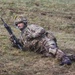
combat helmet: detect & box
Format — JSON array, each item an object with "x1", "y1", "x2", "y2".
[{"x1": 14, "y1": 16, "x2": 27, "y2": 26}]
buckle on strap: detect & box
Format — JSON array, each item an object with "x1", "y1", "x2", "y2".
[{"x1": 49, "y1": 47, "x2": 58, "y2": 57}]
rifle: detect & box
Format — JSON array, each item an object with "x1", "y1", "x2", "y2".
[{"x1": 1, "y1": 17, "x2": 23, "y2": 50}]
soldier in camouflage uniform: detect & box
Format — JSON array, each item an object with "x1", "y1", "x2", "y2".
[{"x1": 10, "y1": 16, "x2": 75, "y2": 65}]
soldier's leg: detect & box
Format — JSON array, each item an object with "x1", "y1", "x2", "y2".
[
  {"x1": 42, "y1": 38, "x2": 61, "y2": 58},
  {"x1": 42, "y1": 38, "x2": 72, "y2": 65},
  {"x1": 67, "y1": 54, "x2": 75, "y2": 61}
]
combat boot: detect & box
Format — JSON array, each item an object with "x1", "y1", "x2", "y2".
[
  {"x1": 60, "y1": 55, "x2": 72, "y2": 66},
  {"x1": 67, "y1": 54, "x2": 75, "y2": 61}
]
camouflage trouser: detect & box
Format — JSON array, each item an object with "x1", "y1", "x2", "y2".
[
  {"x1": 24, "y1": 36, "x2": 65, "y2": 60},
  {"x1": 38, "y1": 36, "x2": 65, "y2": 59}
]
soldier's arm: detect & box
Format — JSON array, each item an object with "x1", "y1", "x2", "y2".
[
  {"x1": 30, "y1": 25, "x2": 46, "y2": 38},
  {"x1": 32, "y1": 29, "x2": 45, "y2": 38},
  {"x1": 25, "y1": 25, "x2": 46, "y2": 40}
]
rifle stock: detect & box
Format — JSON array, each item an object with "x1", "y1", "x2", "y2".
[{"x1": 1, "y1": 17, "x2": 23, "y2": 50}]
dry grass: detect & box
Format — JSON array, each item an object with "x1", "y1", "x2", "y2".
[{"x1": 0, "y1": 0, "x2": 75, "y2": 75}]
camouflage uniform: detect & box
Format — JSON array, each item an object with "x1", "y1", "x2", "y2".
[
  {"x1": 19, "y1": 24, "x2": 65, "y2": 60},
  {"x1": 12, "y1": 16, "x2": 74, "y2": 65}
]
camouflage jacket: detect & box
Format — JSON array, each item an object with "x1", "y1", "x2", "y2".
[
  {"x1": 20, "y1": 24, "x2": 46, "y2": 42},
  {"x1": 19, "y1": 24, "x2": 57, "y2": 50}
]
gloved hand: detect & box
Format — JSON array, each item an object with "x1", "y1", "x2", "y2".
[
  {"x1": 9, "y1": 35, "x2": 17, "y2": 47},
  {"x1": 9, "y1": 34, "x2": 14, "y2": 42},
  {"x1": 60, "y1": 55, "x2": 72, "y2": 66}
]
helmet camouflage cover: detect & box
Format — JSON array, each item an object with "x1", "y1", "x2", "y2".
[{"x1": 14, "y1": 16, "x2": 27, "y2": 26}]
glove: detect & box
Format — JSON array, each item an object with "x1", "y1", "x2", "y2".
[
  {"x1": 9, "y1": 35, "x2": 17, "y2": 47},
  {"x1": 9, "y1": 35, "x2": 14, "y2": 42},
  {"x1": 60, "y1": 55, "x2": 72, "y2": 66}
]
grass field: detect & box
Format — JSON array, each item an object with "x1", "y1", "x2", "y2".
[{"x1": 0, "y1": 0, "x2": 75, "y2": 75}]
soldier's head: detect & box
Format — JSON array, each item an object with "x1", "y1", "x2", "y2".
[{"x1": 14, "y1": 16, "x2": 27, "y2": 30}]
